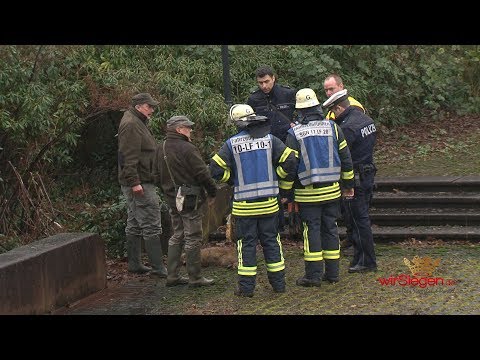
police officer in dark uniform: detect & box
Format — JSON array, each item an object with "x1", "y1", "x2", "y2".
[
  {"x1": 247, "y1": 66, "x2": 296, "y2": 143},
  {"x1": 323, "y1": 89, "x2": 378, "y2": 273},
  {"x1": 247, "y1": 66, "x2": 296, "y2": 234},
  {"x1": 324, "y1": 74, "x2": 367, "y2": 256}
]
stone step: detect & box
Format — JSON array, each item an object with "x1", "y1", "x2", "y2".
[
  {"x1": 375, "y1": 176, "x2": 480, "y2": 192},
  {"x1": 372, "y1": 192, "x2": 480, "y2": 208},
  {"x1": 210, "y1": 224, "x2": 480, "y2": 243},
  {"x1": 369, "y1": 211, "x2": 480, "y2": 226},
  {"x1": 338, "y1": 225, "x2": 480, "y2": 242}
]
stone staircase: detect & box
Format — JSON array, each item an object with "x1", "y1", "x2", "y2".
[{"x1": 338, "y1": 176, "x2": 480, "y2": 242}]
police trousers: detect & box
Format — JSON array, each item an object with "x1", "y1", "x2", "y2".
[{"x1": 345, "y1": 170, "x2": 377, "y2": 268}]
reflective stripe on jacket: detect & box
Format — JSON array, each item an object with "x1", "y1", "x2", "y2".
[{"x1": 210, "y1": 131, "x2": 298, "y2": 217}]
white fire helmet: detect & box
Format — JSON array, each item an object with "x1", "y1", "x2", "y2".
[
  {"x1": 295, "y1": 88, "x2": 320, "y2": 109},
  {"x1": 229, "y1": 104, "x2": 255, "y2": 121}
]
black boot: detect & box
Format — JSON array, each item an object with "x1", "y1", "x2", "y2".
[
  {"x1": 296, "y1": 260, "x2": 322, "y2": 287},
  {"x1": 323, "y1": 259, "x2": 339, "y2": 283},
  {"x1": 267, "y1": 269, "x2": 286, "y2": 293}
]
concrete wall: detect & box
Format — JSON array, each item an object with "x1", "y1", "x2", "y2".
[{"x1": 0, "y1": 233, "x2": 106, "y2": 315}]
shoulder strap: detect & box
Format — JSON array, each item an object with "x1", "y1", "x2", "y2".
[
  {"x1": 269, "y1": 101, "x2": 293, "y2": 125},
  {"x1": 163, "y1": 141, "x2": 177, "y2": 188}
]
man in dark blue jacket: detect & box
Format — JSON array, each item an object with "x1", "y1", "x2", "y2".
[
  {"x1": 247, "y1": 66, "x2": 296, "y2": 143},
  {"x1": 247, "y1": 66, "x2": 296, "y2": 234}
]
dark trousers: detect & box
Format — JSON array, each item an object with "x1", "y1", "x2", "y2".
[
  {"x1": 277, "y1": 195, "x2": 285, "y2": 232},
  {"x1": 340, "y1": 199, "x2": 353, "y2": 247},
  {"x1": 346, "y1": 171, "x2": 377, "y2": 268}
]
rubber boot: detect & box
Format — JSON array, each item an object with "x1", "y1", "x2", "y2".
[
  {"x1": 144, "y1": 235, "x2": 167, "y2": 278},
  {"x1": 296, "y1": 261, "x2": 323, "y2": 287},
  {"x1": 126, "y1": 234, "x2": 151, "y2": 274},
  {"x1": 267, "y1": 269, "x2": 286, "y2": 293},
  {"x1": 166, "y1": 244, "x2": 189, "y2": 287},
  {"x1": 323, "y1": 259, "x2": 339, "y2": 283},
  {"x1": 186, "y1": 248, "x2": 215, "y2": 287}
]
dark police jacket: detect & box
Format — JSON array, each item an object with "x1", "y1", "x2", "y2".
[
  {"x1": 335, "y1": 106, "x2": 377, "y2": 170},
  {"x1": 247, "y1": 84, "x2": 296, "y2": 143}
]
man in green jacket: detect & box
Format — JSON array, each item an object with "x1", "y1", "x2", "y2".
[
  {"x1": 118, "y1": 93, "x2": 167, "y2": 277},
  {"x1": 154, "y1": 115, "x2": 217, "y2": 287}
]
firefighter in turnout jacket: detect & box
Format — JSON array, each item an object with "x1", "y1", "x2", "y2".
[
  {"x1": 210, "y1": 104, "x2": 298, "y2": 297},
  {"x1": 285, "y1": 89, "x2": 355, "y2": 286}
]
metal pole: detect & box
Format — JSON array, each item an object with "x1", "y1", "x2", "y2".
[{"x1": 221, "y1": 45, "x2": 232, "y2": 107}]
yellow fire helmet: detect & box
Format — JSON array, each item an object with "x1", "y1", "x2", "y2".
[{"x1": 295, "y1": 88, "x2": 320, "y2": 109}]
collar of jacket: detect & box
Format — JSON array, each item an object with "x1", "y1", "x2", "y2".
[
  {"x1": 129, "y1": 106, "x2": 148, "y2": 124},
  {"x1": 266, "y1": 83, "x2": 279, "y2": 99},
  {"x1": 166, "y1": 129, "x2": 190, "y2": 142},
  {"x1": 299, "y1": 113, "x2": 323, "y2": 124},
  {"x1": 334, "y1": 105, "x2": 356, "y2": 125}
]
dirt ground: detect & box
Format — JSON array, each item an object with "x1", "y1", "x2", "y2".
[{"x1": 58, "y1": 239, "x2": 479, "y2": 315}]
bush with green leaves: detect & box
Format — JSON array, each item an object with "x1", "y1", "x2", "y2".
[{"x1": 1, "y1": 44, "x2": 479, "y2": 255}]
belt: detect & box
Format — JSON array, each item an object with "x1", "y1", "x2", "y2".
[
  {"x1": 355, "y1": 164, "x2": 376, "y2": 173},
  {"x1": 244, "y1": 197, "x2": 274, "y2": 203}
]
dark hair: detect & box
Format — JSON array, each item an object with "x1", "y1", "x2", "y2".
[
  {"x1": 325, "y1": 73, "x2": 343, "y2": 85},
  {"x1": 337, "y1": 98, "x2": 350, "y2": 108},
  {"x1": 255, "y1": 65, "x2": 275, "y2": 78}
]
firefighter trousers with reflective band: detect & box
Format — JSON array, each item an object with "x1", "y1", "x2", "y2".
[
  {"x1": 236, "y1": 214, "x2": 285, "y2": 293},
  {"x1": 298, "y1": 201, "x2": 340, "y2": 281}
]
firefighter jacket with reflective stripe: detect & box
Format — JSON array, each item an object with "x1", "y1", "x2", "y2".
[
  {"x1": 210, "y1": 131, "x2": 298, "y2": 217},
  {"x1": 285, "y1": 117, "x2": 354, "y2": 204},
  {"x1": 326, "y1": 96, "x2": 365, "y2": 122}
]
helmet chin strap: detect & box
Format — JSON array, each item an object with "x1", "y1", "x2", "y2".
[{"x1": 297, "y1": 105, "x2": 324, "y2": 125}]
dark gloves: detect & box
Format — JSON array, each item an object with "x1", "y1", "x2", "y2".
[{"x1": 279, "y1": 189, "x2": 294, "y2": 204}]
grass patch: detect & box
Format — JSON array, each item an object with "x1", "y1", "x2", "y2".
[{"x1": 376, "y1": 119, "x2": 480, "y2": 177}]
